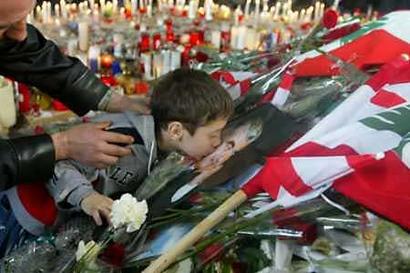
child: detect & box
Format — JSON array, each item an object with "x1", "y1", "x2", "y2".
[{"x1": 2, "y1": 68, "x2": 233, "y2": 251}]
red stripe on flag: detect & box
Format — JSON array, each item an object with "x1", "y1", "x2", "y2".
[
  {"x1": 295, "y1": 30, "x2": 410, "y2": 77},
  {"x1": 285, "y1": 142, "x2": 359, "y2": 157},
  {"x1": 239, "y1": 78, "x2": 252, "y2": 96},
  {"x1": 242, "y1": 157, "x2": 313, "y2": 198},
  {"x1": 366, "y1": 57, "x2": 410, "y2": 91},
  {"x1": 279, "y1": 72, "x2": 295, "y2": 91},
  {"x1": 211, "y1": 71, "x2": 237, "y2": 85},
  {"x1": 334, "y1": 151, "x2": 410, "y2": 230},
  {"x1": 370, "y1": 89, "x2": 407, "y2": 108}
]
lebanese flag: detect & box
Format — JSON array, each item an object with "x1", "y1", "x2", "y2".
[
  {"x1": 211, "y1": 70, "x2": 255, "y2": 100},
  {"x1": 294, "y1": 11, "x2": 410, "y2": 77},
  {"x1": 242, "y1": 56, "x2": 410, "y2": 229},
  {"x1": 270, "y1": 71, "x2": 295, "y2": 108}
]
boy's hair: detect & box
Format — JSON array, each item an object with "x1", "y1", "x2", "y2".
[{"x1": 151, "y1": 68, "x2": 234, "y2": 135}]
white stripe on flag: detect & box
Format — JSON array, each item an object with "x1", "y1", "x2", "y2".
[
  {"x1": 291, "y1": 156, "x2": 351, "y2": 188},
  {"x1": 312, "y1": 122, "x2": 404, "y2": 154},
  {"x1": 271, "y1": 87, "x2": 289, "y2": 107}
]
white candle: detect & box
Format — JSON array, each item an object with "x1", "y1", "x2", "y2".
[
  {"x1": 210, "y1": 30, "x2": 221, "y2": 49},
  {"x1": 320, "y1": 3, "x2": 325, "y2": 19},
  {"x1": 113, "y1": 0, "x2": 118, "y2": 14},
  {"x1": 245, "y1": 27, "x2": 257, "y2": 50},
  {"x1": 274, "y1": 2, "x2": 280, "y2": 19},
  {"x1": 244, "y1": 0, "x2": 251, "y2": 19},
  {"x1": 306, "y1": 6, "x2": 313, "y2": 22},
  {"x1": 188, "y1": 0, "x2": 198, "y2": 19},
  {"x1": 78, "y1": 21, "x2": 89, "y2": 52},
  {"x1": 54, "y1": 3, "x2": 60, "y2": 18},
  {"x1": 161, "y1": 50, "x2": 171, "y2": 74},
  {"x1": 0, "y1": 78, "x2": 16, "y2": 129},
  {"x1": 254, "y1": 0, "x2": 260, "y2": 22},
  {"x1": 204, "y1": 0, "x2": 213, "y2": 21},
  {"x1": 237, "y1": 25, "x2": 247, "y2": 50},
  {"x1": 131, "y1": 0, "x2": 137, "y2": 15},
  {"x1": 147, "y1": 0, "x2": 153, "y2": 16},
  {"x1": 89, "y1": 0, "x2": 95, "y2": 10},
  {"x1": 170, "y1": 50, "x2": 181, "y2": 70},
  {"x1": 314, "y1": 1, "x2": 320, "y2": 21},
  {"x1": 100, "y1": 0, "x2": 106, "y2": 11},
  {"x1": 230, "y1": 25, "x2": 239, "y2": 49},
  {"x1": 299, "y1": 9, "x2": 305, "y2": 22},
  {"x1": 141, "y1": 52, "x2": 153, "y2": 80}
]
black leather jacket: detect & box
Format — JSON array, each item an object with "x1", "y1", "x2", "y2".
[{"x1": 0, "y1": 24, "x2": 109, "y2": 190}]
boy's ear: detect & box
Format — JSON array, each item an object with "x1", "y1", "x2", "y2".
[{"x1": 167, "y1": 121, "x2": 184, "y2": 141}]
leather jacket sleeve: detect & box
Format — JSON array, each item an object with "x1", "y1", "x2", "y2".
[
  {"x1": 0, "y1": 24, "x2": 108, "y2": 116},
  {"x1": 0, "y1": 135, "x2": 55, "y2": 190}
]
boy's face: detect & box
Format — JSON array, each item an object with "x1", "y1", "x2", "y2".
[{"x1": 179, "y1": 118, "x2": 228, "y2": 161}]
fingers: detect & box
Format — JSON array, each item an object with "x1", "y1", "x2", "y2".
[
  {"x1": 94, "y1": 154, "x2": 120, "y2": 169},
  {"x1": 100, "y1": 143, "x2": 132, "y2": 157},
  {"x1": 92, "y1": 211, "x2": 103, "y2": 226},
  {"x1": 101, "y1": 131, "x2": 134, "y2": 145},
  {"x1": 95, "y1": 121, "x2": 112, "y2": 129}
]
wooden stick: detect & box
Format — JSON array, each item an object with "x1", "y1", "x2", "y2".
[{"x1": 142, "y1": 190, "x2": 248, "y2": 273}]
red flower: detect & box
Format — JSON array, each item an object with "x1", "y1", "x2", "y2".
[
  {"x1": 100, "y1": 242, "x2": 125, "y2": 268},
  {"x1": 198, "y1": 243, "x2": 225, "y2": 265},
  {"x1": 322, "y1": 9, "x2": 339, "y2": 29},
  {"x1": 323, "y1": 22, "x2": 361, "y2": 43},
  {"x1": 188, "y1": 192, "x2": 203, "y2": 205}
]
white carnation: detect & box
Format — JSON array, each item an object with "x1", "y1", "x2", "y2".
[{"x1": 111, "y1": 193, "x2": 148, "y2": 233}]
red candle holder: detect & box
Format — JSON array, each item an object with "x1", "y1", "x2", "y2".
[
  {"x1": 166, "y1": 31, "x2": 174, "y2": 43},
  {"x1": 139, "y1": 33, "x2": 151, "y2": 53},
  {"x1": 221, "y1": 31, "x2": 230, "y2": 52},
  {"x1": 165, "y1": 19, "x2": 173, "y2": 32},
  {"x1": 189, "y1": 31, "x2": 200, "y2": 46}
]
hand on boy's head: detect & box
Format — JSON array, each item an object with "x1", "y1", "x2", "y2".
[{"x1": 81, "y1": 192, "x2": 113, "y2": 226}]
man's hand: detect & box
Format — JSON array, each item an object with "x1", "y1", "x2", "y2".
[
  {"x1": 51, "y1": 121, "x2": 134, "y2": 169},
  {"x1": 106, "y1": 93, "x2": 150, "y2": 114},
  {"x1": 81, "y1": 192, "x2": 113, "y2": 226}
]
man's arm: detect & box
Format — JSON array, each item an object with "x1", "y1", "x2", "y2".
[
  {"x1": 0, "y1": 24, "x2": 107, "y2": 116},
  {"x1": 0, "y1": 135, "x2": 54, "y2": 190}
]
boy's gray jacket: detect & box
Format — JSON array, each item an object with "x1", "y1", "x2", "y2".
[
  {"x1": 7, "y1": 112, "x2": 157, "y2": 235},
  {"x1": 48, "y1": 112, "x2": 157, "y2": 210}
]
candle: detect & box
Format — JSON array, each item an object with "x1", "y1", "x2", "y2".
[
  {"x1": 320, "y1": 3, "x2": 325, "y2": 19},
  {"x1": 141, "y1": 52, "x2": 153, "y2": 80},
  {"x1": 237, "y1": 25, "x2": 247, "y2": 50},
  {"x1": 188, "y1": 0, "x2": 198, "y2": 19},
  {"x1": 170, "y1": 50, "x2": 181, "y2": 70},
  {"x1": 230, "y1": 25, "x2": 239, "y2": 49},
  {"x1": 210, "y1": 29, "x2": 221, "y2": 50},
  {"x1": 152, "y1": 53, "x2": 164, "y2": 78},
  {"x1": 204, "y1": 0, "x2": 213, "y2": 21},
  {"x1": 131, "y1": 0, "x2": 137, "y2": 15},
  {"x1": 54, "y1": 4, "x2": 61, "y2": 17},
  {"x1": 314, "y1": 1, "x2": 320, "y2": 21},
  {"x1": 274, "y1": 2, "x2": 280, "y2": 19},
  {"x1": 254, "y1": 0, "x2": 260, "y2": 23},
  {"x1": 113, "y1": 0, "x2": 118, "y2": 14},
  {"x1": 147, "y1": 0, "x2": 153, "y2": 16},
  {"x1": 161, "y1": 50, "x2": 171, "y2": 75},
  {"x1": 152, "y1": 33, "x2": 162, "y2": 50},
  {"x1": 244, "y1": 0, "x2": 250, "y2": 19},
  {"x1": 100, "y1": 0, "x2": 106, "y2": 11},
  {"x1": 78, "y1": 21, "x2": 89, "y2": 52}
]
